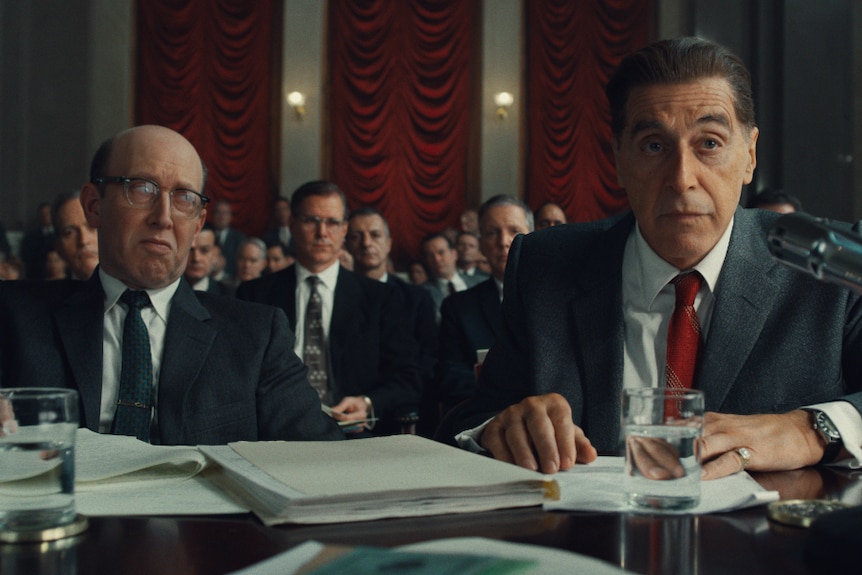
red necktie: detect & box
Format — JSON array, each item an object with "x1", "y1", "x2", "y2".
[{"x1": 665, "y1": 272, "x2": 703, "y2": 391}]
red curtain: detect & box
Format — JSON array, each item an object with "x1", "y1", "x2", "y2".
[
  {"x1": 328, "y1": 1, "x2": 476, "y2": 265},
  {"x1": 526, "y1": 0, "x2": 651, "y2": 222},
  {"x1": 135, "y1": 0, "x2": 278, "y2": 237}
]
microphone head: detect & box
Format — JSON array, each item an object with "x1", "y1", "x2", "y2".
[{"x1": 767, "y1": 212, "x2": 862, "y2": 291}]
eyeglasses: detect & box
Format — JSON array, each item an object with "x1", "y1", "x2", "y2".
[
  {"x1": 92, "y1": 177, "x2": 210, "y2": 219},
  {"x1": 297, "y1": 214, "x2": 345, "y2": 228}
]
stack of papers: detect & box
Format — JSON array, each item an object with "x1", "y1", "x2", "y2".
[{"x1": 545, "y1": 456, "x2": 779, "y2": 514}]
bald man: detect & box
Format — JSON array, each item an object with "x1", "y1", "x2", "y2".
[{"x1": 0, "y1": 125, "x2": 342, "y2": 445}]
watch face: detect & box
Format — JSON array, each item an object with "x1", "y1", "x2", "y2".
[{"x1": 816, "y1": 411, "x2": 841, "y2": 441}]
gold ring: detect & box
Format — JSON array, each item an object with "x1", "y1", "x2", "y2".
[{"x1": 735, "y1": 447, "x2": 752, "y2": 470}]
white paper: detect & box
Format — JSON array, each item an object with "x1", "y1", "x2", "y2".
[{"x1": 544, "y1": 456, "x2": 779, "y2": 514}]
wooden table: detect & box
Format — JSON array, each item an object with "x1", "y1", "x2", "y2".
[{"x1": 2, "y1": 466, "x2": 859, "y2": 575}]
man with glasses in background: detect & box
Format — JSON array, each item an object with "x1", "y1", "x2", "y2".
[
  {"x1": 0, "y1": 125, "x2": 343, "y2": 445},
  {"x1": 236, "y1": 180, "x2": 421, "y2": 436}
]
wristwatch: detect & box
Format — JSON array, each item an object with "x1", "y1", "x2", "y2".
[{"x1": 808, "y1": 410, "x2": 843, "y2": 464}]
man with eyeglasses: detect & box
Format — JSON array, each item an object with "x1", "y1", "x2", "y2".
[
  {"x1": 0, "y1": 125, "x2": 343, "y2": 445},
  {"x1": 236, "y1": 180, "x2": 421, "y2": 436}
]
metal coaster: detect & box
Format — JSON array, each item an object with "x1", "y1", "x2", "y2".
[
  {"x1": 0, "y1": 514, "x2": 89, "y2": 544},
  {"x1": 767, "y1": 500, "x2": 852, "y2": 528}
]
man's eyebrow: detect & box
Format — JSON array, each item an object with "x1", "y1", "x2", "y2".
[
  {"x1": 630, "y1": 119, "x2": 663, "y2": 137},
  {"x1": 697, "y1": 113, "x2": 731, "y2": 128}
]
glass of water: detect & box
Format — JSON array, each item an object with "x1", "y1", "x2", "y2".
[
  {"x1": 622, "y1": 387, "x2": 704, "y2": 511},
  {"x1": 0, "y1": 388, "x2": 79, "y2": 532}
]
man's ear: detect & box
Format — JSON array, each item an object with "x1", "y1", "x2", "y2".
[{"x1": 80, "y1": 183, "x2": 102, "y2": 228}]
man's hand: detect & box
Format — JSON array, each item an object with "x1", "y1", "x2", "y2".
[
  {"x1": 626, "y1": 435, "x2": 686, "y2": 480},
  {"x1": 329, "y1": 396, "x2": 370, "y2": 433},
  {"x1": 700, "y1": 410, "x2": 823, "y2": 480},
  {"x1": 480, "y1": 393, "x2": 597, "y2": 474}
]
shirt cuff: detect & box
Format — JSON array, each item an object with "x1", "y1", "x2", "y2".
[
  {"x1": 806, "y1": 401, "x2": 862, "y2": 469},
  {"x1": 454, "y1": 417, "x2": 494, "y2": 453}
]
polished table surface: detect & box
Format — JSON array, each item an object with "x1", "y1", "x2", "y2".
[{"x1": 2, "y1": 466, "x2": 860, "y2": 575}]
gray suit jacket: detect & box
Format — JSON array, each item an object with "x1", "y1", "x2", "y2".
[
  {"x1": 446, "y1": 208, "x2": 862, "y2": 451},
  {"x1": 0, "y1": 273, "x2": 344, "y2": 445}
]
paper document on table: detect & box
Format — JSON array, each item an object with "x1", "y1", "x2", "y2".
[
  {"x1": 228, "y1": 538, "x2": 628, "y2": 575},
  {"x1": 544, "y1": 456, "x2": 779, "y2": 514}
]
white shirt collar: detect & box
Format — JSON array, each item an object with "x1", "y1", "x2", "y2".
[
  {"x1": 99, "y1": 268, "x2": 180, "y2": 323},
  {"x1": 296, "y1": 260, "x2": 340, "y2": 290},
  {"x1": 630, "y1": 216, "x2": 733, "y2": 310}
]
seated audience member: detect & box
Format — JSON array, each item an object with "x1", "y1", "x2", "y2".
[
  {"x1": 408, "y1": 261, "x2": 429, "y2": 285},
  {"x1": 447, "y1": 37, "x2": 862, "y2": 479},
  {"x1": 459, "y1": 208, "x2": 479, "y2": 234},
  {"x1": 346, "y1": 207, "x2": 439, "y2": 435},
  {"x1": 338, "y1": 247, "x2": 354, "y2": 271},
  {"x1": 209, "y1": 243, "x2": 230, "y2": 284},
  {"x1": 437, "y1": 195, "x2": 533, "y2": 413},
  {"x1": 747, "y1": 188, "x2": 802, "y2": 214},
  {"x1": 51, "y1": 190, "x2": 99, "y2": 280},
  {"x1": 0, "y1": 125, "x2": 343, "y2": 445},
  {"x1": 262, "y1": 196, "x2": 293, "y2": 252},
  {"x1": 236, "y1": 180, "x2": 421, "y2": 436},
  {"x1": 211, "y1": 199, "x2": 246, "y2": 278},
  {"x1": 420, "y1": 232, "x2": 485, "y2": 319},
  {"x1": 184, "y1": 224, "x2": 233, "y2": 296},
  {"x1": 235, "y1": 237, "x2": 267, "y2": 283},
  {"x1": 455, "y1": 231, "x2": 490, "y2": 280},
  {"x1": 535, "y1": 201, "x2": 568, "y2": 229},
  {"x1": 0, "y1": 256, "x2": 24, "y2": 280},
  {"x1": 44, "y1": 249, "x2": 68, "y2": 280},
  {"x1": 265, "y1": 242, "x2": 293, "y2": 274},
  {"x1": 20, "y1": 202, "x2": 55, "y2": 280}
]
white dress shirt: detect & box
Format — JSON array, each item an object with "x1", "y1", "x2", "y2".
[
  {"x1": 437, "y1": 273, "x2": 467, "y2": 294},
  {"x1": 98, "y1": 269, "x2": 180, "y2": 435},
  {"x1": 293, "y1": 261, "x2": 340, "y2": 357}
]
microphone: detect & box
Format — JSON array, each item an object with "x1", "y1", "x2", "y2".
[{"x1": 767, "y1": 212, "x2": 862, "y2": 292}]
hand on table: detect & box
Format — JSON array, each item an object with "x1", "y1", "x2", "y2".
[
  {"x1": 700, "y1": 410, "x2": 823, "y2": 479},
  {"x1": 329, "y1": 396, "x2": 371, "y2": 434},
  {"x1": 480, "y1": 393, "x2": 597, "y2": 474}
]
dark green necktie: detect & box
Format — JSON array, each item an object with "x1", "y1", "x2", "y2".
[{"x1": 113, "y1": 289, "x2": 154, "y2": 442}]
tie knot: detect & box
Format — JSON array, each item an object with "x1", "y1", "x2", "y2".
[
  {"x1": 120, "y1": 289, "x2": 151, "y2": 311},
  {"x1": 307, "y1": 276, "x2": 320, "y2": 289},
  {"x1": 672, "y1": 272, "x2": 702, "y2": 307}
]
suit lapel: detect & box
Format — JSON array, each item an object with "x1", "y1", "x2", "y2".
[
  {"x1": 329, "y1": 268, "x2": 360, "y2": 383},
  {"x1": 477, "y1": 279, "x2": 502, "y2": 339},
  {"x1": 569, "y1": 215, "x2": 632, "y2": 438},
  {"x1": 53, "y1": 275, "x2": 105, "y2": 429},
  {"x1": 698, "y1": 210, "x2": 779, "y2": 410},
  {"x1": 157, "y1": 282, "x2": 216, "y2": 440}
]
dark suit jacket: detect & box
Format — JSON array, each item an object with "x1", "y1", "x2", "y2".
[
  {"x1": 446, "y1": 208, "x2": 862, "y2": 450},
  {"x1": 20, "y1": 228, "x2": 55, "y2": 280},
  {"x1": 216, "y1": 227, "x2": 246, "y2": 278},
  {"x1": 235, "y1": 265, "x2": 421, "y2": 433},
  {"x1": 0, "y1": 273, "x2": 344, "y2": 445},
  {"x1": 437, "y1": 278, "x2": 501, "y2": 407},
  {"x1": 421, "y1": 272, "x2": 487, "y2": 320}
]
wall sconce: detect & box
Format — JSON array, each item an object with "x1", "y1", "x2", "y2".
[
  {"x1": 494, "y1": 91, "x2": 514, "y2": 121},
  {"x1": 287, "y1": 91, "x2": 306, "y2": 120}
]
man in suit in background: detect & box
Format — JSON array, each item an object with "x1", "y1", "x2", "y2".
[
  {"x1": 534, "y1": 201, "x2": 567, "y2": 229},
  {"x1": 346, "y1": 206, "x2": 438, "y2": 435},
  {"x1": 262, "y1": 196, "x2": 293, "y2": 252},
  {"x1": 437, "y1": 195, "x2": 533, "y2": 413},
  {"x1": 449, "y1": 37, "x2": 862, "y2": 478},
  {"x1": 420, "y1": 232, "x2": 485, "y2": 319},
  {"x1": 184, "y1": 224, "x2": 233, "y2": 296},
  {"x1": 236, "y1": 181, "x2": 421, "y2": 435},
  {"x1": 20, "y1": 202, "x2": 55, "y2": 279},
  {"x1": 455, "y1": 231, "x2": 489, "y2": 281},
  {"x1": 51, "y1": 191, "x2": 99, "y2": 280},
  {"x1": 235, "y1": 237, "x2": 267, "y2": 283},
  {"x1": 211, "y1": 199, "x2": 245, "y2": 280},
  {"x1": 0, "y1": 125, "x2": 342, "y2": 445}
]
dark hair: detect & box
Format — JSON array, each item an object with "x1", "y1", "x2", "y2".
[
  {"x1": 478, "y1": 194, "x2": 534, "y2": 231},
  {"x1": 421, "y1": 231, "x2": 454, "y2": 250},
  {"x1": 50, "y1": 191, "x2": 82, "y2": 231},
  {"x1": 290, "y1": 180, "x2": 347, "y2": 219},
  {"x1": 747, "y1": 188, "x2": 802, "y2": 211},
  {"x1": 606, "y1": 37, "x2": 756, "y2": 138},
  {"x1": 348, "y1": 206, "x2": 390, "y2": 237}
]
